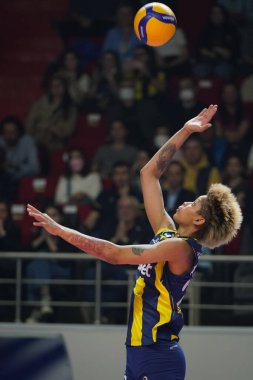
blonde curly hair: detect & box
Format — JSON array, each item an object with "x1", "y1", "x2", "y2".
[{"x1": 195, "y1": 183, "x2": 243, "y2": 249}]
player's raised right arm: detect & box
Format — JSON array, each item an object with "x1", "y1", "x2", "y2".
[{"x1": 140, "y1": 104, "x2": 218, "y2": 233}]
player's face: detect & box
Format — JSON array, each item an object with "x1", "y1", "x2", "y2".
[{"x1": 173, "y1": 196, "x2": 206, "y2": 225}]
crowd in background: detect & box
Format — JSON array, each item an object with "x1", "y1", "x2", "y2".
[{"x1": 0, "y1": 0, "x2": 253, "y2": 324}]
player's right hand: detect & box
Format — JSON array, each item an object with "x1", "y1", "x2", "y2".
[
  {"x1": 27, "y1": 204, "x2": 61, "y2": 236},
  {"x1": 184, "y1": 104, "x2": 218, "y2": 134}
]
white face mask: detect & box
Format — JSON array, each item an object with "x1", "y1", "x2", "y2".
[
  {"x1": 179, "y1": 88, "x2": 195, "y2": 102},
  {"x1": 119, "y1": 88, "x2": 135, "y2": 101},
  {"x1": 154, "y1": 134, "x2": 168, "y2": 148}
]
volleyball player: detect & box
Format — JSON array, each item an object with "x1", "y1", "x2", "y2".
[{"x1": 27, "y1": 104, "x2": 242, "y2": 380}]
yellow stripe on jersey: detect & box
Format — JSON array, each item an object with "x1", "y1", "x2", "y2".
[
  {"x1": 131, "y1": 276, "x2": 146, "y2": 346},
  {"x1": 156, "y1": 227, "x2": 177, "y2": 235},
  {"x1": 152, "y1": 262, "x2": 173, "y2": 342}
]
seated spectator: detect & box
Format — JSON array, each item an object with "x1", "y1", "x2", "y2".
[
  {"x1": 131, "y1": 149, "x2": 150, "y2": 192},
  {"x1": 89, "y1": 50, "x2": 122, "y2": 112},
  {"x1": 239, "y1": 180, "x2": 253, "y2": 254},
  {"x1": 54, "y1": 0, "x2": 118, "y2": 45},
  {"x1": 55, "y1": 148, "x2": 101, "y2": 206},
  {"x1": 25, "y1": 205, "x2": 76, "y2": 323},
  {"x1": 221, "y1": 155, "x2": 247, "y2": 255},
  {"x1": 169, "y1": 78, "x2": 206, "y2": 133},
  {"x1": 83, "y1": 195, "x2": 153, "y2": 324},
  {"x1": 26, "y1": 75, "x2": 78, "y2": 151},
  {"x1": 214, "y1": 82, "x2": 251, "y2": 162},
  {"x1": 45, "y1": 50, "x2": 91, "y2": 107},
  {"x1": 0, "y1": 147, "x2": 15, "y2": 201},
  {"x1": 240, "y1": 74, "x2": 253, "y2": 103},
  {"x1": 192, "y1": 4, "x2": 240, "y2": 80},
  {"x1": 0, "y1": 200, "x2": 21, "y2": 320},
  {"x1": 92, "y1": 120, "x2": 137, "y2": 177},
  {"x1": 218, "y1": 0, "x2": 253, "y2": 76},
  {"x1": 106, "y1": 76, "x2": 141, "y2": 146},
  {"x1": 180, "y1": 135, "x2": 221, "y2": 195},
  {"x1": 162, "y1": 161, "x2": 196, "y2": 216},
  {"x1": 81, "y1": 161, "x2": 142, "y2": 236},
  {"x1": 156, "y1": 26, "x2": 191, "y2": 77},
  {"x1": 0, "y1": 116, "x2": 40, "y2": 180},
  {"x1": 126, "y1": 45, "x2": 168, "y2": 143},
  {"x1": 199, "y1": 126, "x2": 229, "y2": 170},
  {"x1": 0, "y1": 200, "x2": 21, "y2": 252},
  {"x1": 102, "y1": 2, "x2": 141, "y2": 64}
]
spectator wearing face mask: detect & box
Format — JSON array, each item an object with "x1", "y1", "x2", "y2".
[
  {"x1": 107, "y1": 77, "x2": 141, "y2": 146},
  {"x1": 55, "y1": 148, "x2": 101, "y2": 205},
  {"x1": 170, "y1": 78, "x2": 206, "y2": 133}
]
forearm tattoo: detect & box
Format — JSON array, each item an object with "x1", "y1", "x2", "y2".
[
  {"x1": 156, "y1": 144, "x2": 176, "y2": 175},
  {"x1": 132, "y1": 246, "x2": 145, "y2": 256},
  {"x1": 68, "y1": 233, "x2": 112, "y2": 257}
]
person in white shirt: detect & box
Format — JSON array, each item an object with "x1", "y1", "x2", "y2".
[{"x1": 55, "y1": 148, "x2": 101, "y2": 205}]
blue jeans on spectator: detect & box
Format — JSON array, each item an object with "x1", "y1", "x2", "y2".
[{"x1": 26, "y1": 259, "x2": 71, "y2": 301}]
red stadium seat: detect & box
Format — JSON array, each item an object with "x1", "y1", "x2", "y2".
[{"x1": 17, "y1": 176, "x2": 59, "y2": 203}]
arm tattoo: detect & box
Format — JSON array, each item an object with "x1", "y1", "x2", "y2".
[
  {"x1": 68, "y1": 234, "x2": 111, "y2": 257},
  {"x1": 156, "y1": 144, "x2": 176, "y2": 175},
  {"x1": 132, "y1": 246, "x2": 145, "y2": 256}
]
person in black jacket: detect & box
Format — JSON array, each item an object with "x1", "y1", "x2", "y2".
[{"x1": 0, "y1": 200, "x2": 21, "y2": 320}]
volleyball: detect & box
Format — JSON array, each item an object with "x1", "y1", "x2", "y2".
[{"x1": 134, "y1": 2, "x2": 177, "y2": 47}]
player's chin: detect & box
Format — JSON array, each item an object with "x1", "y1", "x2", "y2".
[{"x1": 173, "y1": 211, "x2": 179, "y2": 222}]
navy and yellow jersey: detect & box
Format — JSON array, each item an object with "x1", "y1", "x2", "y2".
[{"x1": 126, "y1": 228, "x2": 202, "y2": 346}]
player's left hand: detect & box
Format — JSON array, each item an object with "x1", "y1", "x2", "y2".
[
  {"x1": 27, "y1": 204, "x2": 61, "y2": 236},
  {"x1": 184, "y1": 104, "x2": 218, "y2": 134}
]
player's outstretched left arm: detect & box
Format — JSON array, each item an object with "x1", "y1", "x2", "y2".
[
  {"x1": 27, "y1": 204, "x2": 192, "y2": 265},
  {"x1": 141, "y1": 104, "x2": 218, "y2": 234}
]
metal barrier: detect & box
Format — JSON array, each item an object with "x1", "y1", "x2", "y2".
[{"x1": 0, "y1": 252, "x2": 253, "y2": 325}]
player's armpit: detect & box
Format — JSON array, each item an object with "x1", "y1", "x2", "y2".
[{"x1": 114, "y1": 238, "x2": 191, "y2": 265}]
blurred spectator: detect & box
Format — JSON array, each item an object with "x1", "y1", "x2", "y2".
[
  {"x1": 162, "y1": 161, "x2": 196, "y2": 215},
  {"x1": 218, "y1": 0, "x2": 253, "y2": 76},
  {"x1": 104, "y1": 195, "x2": 153, "y2": 242},
  {"x1": 102, "y1": 2, "x2": 141, "y2": 63},
  {"x1": 0, "y1": 200, "x2": 21, "y2": 321},
  {"x1": 221, "y1": 155, "x2": 247, "y2": 256},
  {"x1": 169, "y1": 78, "x2": 206, "y2": 133},
  {"x1": 199, "y1": 127, "x2": 228, "y2": 170},
  {"x1": 0, "y1": 147, "x2": 15, "y2": 201},
  {"x1": 45, "y1": 50, "x2": 91, "y2": 107},
  {"x1": 92, "y1": 120, "x2": 137, "y2": 177},
  {"x1": 239, "y1": 180, "x2": 253, "y2": 253},
  {"x1": 25, "y1": 205, "x2": 76, "y2": 323},
  {"x1": 156, "y1": 27, "x2": 191, "y2": 77},
  {"x1": 240, "y1": 74, "x2": 253, "y2": 103},
  {"x1": 55, "y1": 148, "x2": 101, "y2": 206},
  {"x1": 127, "y1": 45, "x2": 168, "y2": 143},
  {"x1": 82, "y1": 162, "x2": 142, "y2": 236},
  {"x1": 83, "y1": 195, "x2": 153, "y2": 324},
  {"x1": 0, "y1": 116, "x2": 40, "y2": 180},
  {"x1": 180, "y1": 135, "x2": 221, "y2": 195},
  {"x1": 222, "y1": 155, "x2": 247, "y2": 209},
  {"x1": 151, "y1": 126, "x2": 171, "y2": 151},
  {"x1": 26, "y1": 76, "x2": 78, "y2": 151},
  {"x1": 0, "y1": 200, "x2": 21, "y2": 252},
  {"x1": 106, "y1": 76, "x2": 141, "y2": 146},
  {"x1": 131, "y1": 149, "x2": 150, "y2": 191},
  {"x1": 89, "y1": 50, "x2": 122, "y2": 111},
  {"x1": 192, "y1": 4, "x2": 240, "y2": 80},
  {"x1": 54, "y1": 0, "x2": 119, "y2": 44},
  {"x1": 214, "y1": 82, "x2": 251, "y2": 162}
]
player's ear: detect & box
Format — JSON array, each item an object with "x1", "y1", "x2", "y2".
[{"x1": 193, "y1": 216, "x2": 205, "y2": 227}]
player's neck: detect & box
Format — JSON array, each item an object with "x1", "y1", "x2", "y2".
[{"x1": 177, "y1": 224, "x2": 197, "y2": 238}]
